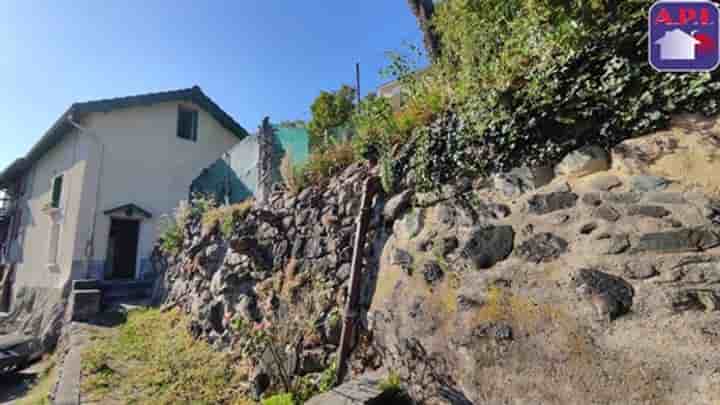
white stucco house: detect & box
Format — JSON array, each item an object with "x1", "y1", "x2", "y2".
[{"x1": 0, "y1": 87, "x2": 247, "y2": 313}]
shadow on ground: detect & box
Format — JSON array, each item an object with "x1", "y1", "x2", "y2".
[{"x1": 0, "y1": 370, "x2": 38, "y2": 404}]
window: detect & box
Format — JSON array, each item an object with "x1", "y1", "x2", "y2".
[
  {"x1": 51, "y1": 175, "x2": 63, "y2": 208},
  {"x1": 177, "y1": 106, "x2": 199, "y2": 141}
]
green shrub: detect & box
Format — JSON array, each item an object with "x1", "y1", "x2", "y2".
[
  {"x1": 308, "y1": 85, "x2": 356, "y2": 151},
  {"x1": 390, "y1": 0, "x2": 720, "y2": 192},
  {"x1": 158, "y1": 217, "x2": 183, "y2": 256},
  {"x1": 301, "y1": 142, "x2": 356, "y2": 186},
  {"x1": 280, "y1": 153, "x2": 308, "y2": 194},
  {"x1": 352, "y1": 94, "x2": 397, "y2": 158},
  {"x1": 157, "y1": 199, "x2": 192, "y2": 255},
  {"x1": 433, "y1": 0, "x2": 606, "y2": 100},
  {"x1": 289, "y1": 362, "x2": 337, "y2": 404},
  {"x1": 158, "y1": 195, "x2": 218, "y2": 255},
  {"x1": 377, "y1": 372, "x2": 412, "y2": 404},
  {"x1": 201, "y1": 200, "x2": 253, "y2": 239},
  {"x1": 379, "y1": 372, "x2": 403, "y2": 394},
  {"x1": 261, "y1": 393, "x2": 295, "y2": 405}
]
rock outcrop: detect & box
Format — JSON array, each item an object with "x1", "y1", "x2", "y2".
[
  {"x1": 162, "y1": 114, "x2": 720, "y2": 404},
  {"x1": 367, "y1": 115, "x2": 720, "y2": 404},
  {"x1": 160, "y1": 163, "x2": 388, "y2": 398}
]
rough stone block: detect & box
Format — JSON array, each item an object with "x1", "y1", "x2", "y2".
[
  {"x1": 627, "y1": 205, "x2": 671, "y2": 218},
  {"x1": 555, "y1": 145, "x2": 610, "y2": 177},
  {"x1": 527, "y1": 192, "x2": 579, "y2": 215},
  {"x1": 634, "y1": 227, "x2": 720, "y2": 253},
  {"x1": 517, "y1": 233, "x2": 568, "y2": 263}
]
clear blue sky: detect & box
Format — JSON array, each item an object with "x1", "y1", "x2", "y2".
[{"x1": 0, "y1": 1, "x2": 423, "y2": 170}]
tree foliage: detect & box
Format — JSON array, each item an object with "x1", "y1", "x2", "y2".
[
  {"x1": 307, "y1": 85, "x2": 356, "y2": 150},
  {"x1": 399, "y1": 0, "x2": 720, "y2": 191},
  {"x1": 406, "y1": 0, "x2": 441, "y2": 61},
  {"x1": 360, "y1": 0, "x2": 720, "y2": 193}
]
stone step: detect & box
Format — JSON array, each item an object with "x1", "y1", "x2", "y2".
[
  {"x1": 99, "y1": 280, "x2": 154, "y2": 302},
  {"x1": 306, "y1": 373, "x2": 410, "y2": 405}
]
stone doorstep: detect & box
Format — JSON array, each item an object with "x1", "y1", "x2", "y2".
[
  {"x1": 305, "y1": 372, "x2": 387, "y2": 405},
  {"x1": 68, "y1": 289, "x2": 102, "y2": 322},
  {"x1": 71, "y1": 279, "x2": 100, "y2": 291}
]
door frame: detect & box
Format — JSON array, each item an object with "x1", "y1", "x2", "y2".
[{"x1": 105, "y1": 217, "x2": 142, "y2": 280}]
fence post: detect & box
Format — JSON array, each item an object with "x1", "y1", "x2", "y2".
[
  {"x1": 335, "y1": 175, "x2": 380, "y2": 384},
  {"x1": 257, "y1": 117, "x2": 274, "y2": 206}
]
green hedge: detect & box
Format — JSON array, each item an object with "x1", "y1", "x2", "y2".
[{"x1": 401, "y1": 0, "x2": 720, "y2": 191}]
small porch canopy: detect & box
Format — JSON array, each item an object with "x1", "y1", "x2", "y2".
[{"x1": 103, "y1": 204, "x2": 153, "y2": 219}]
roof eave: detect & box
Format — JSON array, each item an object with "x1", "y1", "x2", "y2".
[{"x1": 0, "y1": 87, "x2": 248, "y2": 184}]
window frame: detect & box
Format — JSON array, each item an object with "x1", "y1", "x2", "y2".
[{"x1": 177, "y1": 105, "x2": 199, "y2": 142}]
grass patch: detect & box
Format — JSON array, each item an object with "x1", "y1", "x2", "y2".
[
  {"x1": 202, "y1": 200, "x2": 253, "y2": 238},
  {"x1": 82, "y1": 309, "x2": 249, "y2": 405},
  {"x1": 303, "y1": 142, "x2": 356, "y2": 185},
  {"x1": 379, "y1": 372, "x2": 402, "y2": 394},
  {"x1": 261, "y1": 393, "x2": 294, "y2": 405}
]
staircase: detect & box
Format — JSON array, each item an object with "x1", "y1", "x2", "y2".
[
  {"x1": 99, "y1": 279, "x2": 155, "y2": 307},
  {"x1": 72, "y1": 278, "x2": 155, "y2": 310}
]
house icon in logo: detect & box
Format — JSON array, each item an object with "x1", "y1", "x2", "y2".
[{"x1": 655, "y1": 28, "x2": 701, "y2": 60}]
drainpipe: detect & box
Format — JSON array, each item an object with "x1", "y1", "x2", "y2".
[{"x1": 66, "y1": 113, "x2": 105, "y2": 277}]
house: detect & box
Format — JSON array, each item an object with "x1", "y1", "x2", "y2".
[
  {"x1": 190, "y1": 120, "x2": 311, "y2": 204},
  {"x1": 377, "y1": 68, "x2": 429, "y2": 111},
  {"x1": 377, "y1": 79, "x2": 405, "y2": 111},
  {"x1": 0, "y1": 87, "x2": 247, "y2": 314},
  {"x1": 655, "y1": 28, "x2": 700, "y2": 60}
]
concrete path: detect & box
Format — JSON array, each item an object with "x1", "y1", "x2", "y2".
[{"x1": 54, "y1": 323, "x2": 89, "y2": 405}]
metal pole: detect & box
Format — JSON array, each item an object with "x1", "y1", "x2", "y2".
[
  {"x1": 356, "y1": 63, "x2": 362, "y2": 112},
  {"x1": 335, "y1": 176, "x2": 380, "y2": 385}
]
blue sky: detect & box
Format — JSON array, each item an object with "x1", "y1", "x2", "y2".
[{"x1": 0, "y1": 1, "x2": 423, "y2": 170}]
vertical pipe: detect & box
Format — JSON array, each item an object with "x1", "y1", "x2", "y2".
[{"x1": 335, "y1": 176, "x2": 380, "y2": 385}]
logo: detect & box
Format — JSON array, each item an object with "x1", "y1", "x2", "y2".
[{"x1": 649, "y1": 0, "x2": 720, "y2": 72}]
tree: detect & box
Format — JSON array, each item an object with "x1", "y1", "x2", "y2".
[
  {"x1": 278, "y1": 120, "x2": 306, "y2": 128},
  {"x1": 307, "y1": 85, "x2": 356, "y2": 150},
  {"x1": 406, "y1": 0, "x2": 441, "y2": 61}
]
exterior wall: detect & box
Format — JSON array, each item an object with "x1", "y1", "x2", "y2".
[
  {"x1": 274, "y1": 126, "x2": 311, "y2": 173},
  {"x1": 378, "y1": 80, "x2": 404, "y2": 111},
  {"x1": 190, "y1": 125, "x2": 311, "y2": 204},
  {"x1": 12, "y1": 130, "x2": 92, "y2": 291},
  {"x1": 81, "y1": 101, "x2": 240, "y2": 279},
  {"x1": 191, "y1": 136, "x2": 259, "y2": 204}
]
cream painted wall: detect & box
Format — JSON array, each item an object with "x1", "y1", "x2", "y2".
[
  {"x1": 13, "y1": 130, "x2": 94, "y2": 290},
  {"x1": 12, "y1": 99, "x2": 241, "y2": 295},
  {"x1": 82, "y1": 101, "x2": 240, "y2": 278}
]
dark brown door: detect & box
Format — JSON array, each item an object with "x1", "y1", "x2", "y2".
[{"x1": 109, "y1": 219, "x2": 140, "y2": 280}]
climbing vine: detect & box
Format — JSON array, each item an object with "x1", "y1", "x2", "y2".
[{"x1": 398, "y1": 0, "x2": 720, "y2": 192}]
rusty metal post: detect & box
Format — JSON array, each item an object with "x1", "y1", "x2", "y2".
[{"x1": 335, "y1": 176, "x2": 380, "y2": 384}]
